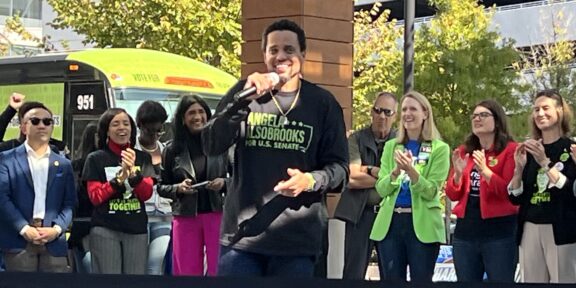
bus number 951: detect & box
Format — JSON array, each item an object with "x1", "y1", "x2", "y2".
[{"x1": 77, "y1": 94, "x2": 94, "y2": 110}]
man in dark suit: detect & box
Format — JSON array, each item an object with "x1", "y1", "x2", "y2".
[{"x1": 0, "y1": 103, "x2": 76, "y2": 272}]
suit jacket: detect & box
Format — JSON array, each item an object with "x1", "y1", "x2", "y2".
[
  {"x1": 370, "y1": 139, "x2": 450, "y2": 244},
  {"x1": 0, "y1": 144, "x2": 76, "y2": 256},
  {"x1": 445, "y1": 142, "x2": 518, "y2": 219},
  {"x1": 157, "y1": 142, "x2": 228, "y2": 216}
]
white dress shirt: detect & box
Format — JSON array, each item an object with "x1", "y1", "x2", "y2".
[
  {"x1": 25, "y1": 141, "x2": 51, "y2": 220},
  {"x1": 19, "y1": 142, "x2": 62, "y2": 237}
]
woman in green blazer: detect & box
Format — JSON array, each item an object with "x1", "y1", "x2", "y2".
[{"x1": 370, "y1": 91, "x2": 450, "y2": 282}]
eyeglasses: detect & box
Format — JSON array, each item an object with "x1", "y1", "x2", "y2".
[
  {"x1": 470, "y1": 112, "x2": 493, "y2": 120},
  {"x1": 373, "y1": 107, "x2": 395, "y2": 117},
  {"x1": 28, "y1": 117, "x2": 54, "y2": 126}
]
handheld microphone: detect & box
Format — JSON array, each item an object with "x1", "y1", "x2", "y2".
[{"x1": 234, "y1": 72, "x2": 281, "y2": 101}]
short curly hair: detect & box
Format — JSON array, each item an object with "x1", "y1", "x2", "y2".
[
  {"x1": 261, "y1": 19, "x2": 306, "y2": 53},
  {"x1": 135, "y1": 100, "x2": 168, "y2": 128}
]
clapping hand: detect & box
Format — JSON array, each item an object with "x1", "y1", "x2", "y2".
[
  {"x1": 524, "y1": 139, "x2": 548, "y2": 167},
  {"x1": 451, "y1": 149, "x2": 469, "y2": 183},
  {"x1": 472, "y1": 150, "x2": 488, "y2": 174},
  {"x1": 394, "y1": 149, "x2": 414, "y2": 172},
  {"x1": 514, "y1": 143, "x2": 527, "y2": 171},
  {"x1": 120, "y1": 148, "x2": 136, "y2": 176},
  {"x1": 452, "y1": 149, "x2": 469, "y2": 175}
]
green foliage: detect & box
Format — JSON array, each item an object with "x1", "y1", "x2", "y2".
[
  {"x1": 353, "y1": 0, "x2": 525, "y2": 145},
  {"x1": 413, "y1": 0, "x2": 525, "y2": 147},
  {"x1": 507, "y1": 111, "x2": 531, "y2": 140},
  {"x1": 47, "y1": 0, "x2": 242, "y2": 77},
  {"x1": 1, "y1": 15, "x2": 45, "y2": 56},
  {"x1": 353, "y1": 3, "x2": 404, "y2": 129}
]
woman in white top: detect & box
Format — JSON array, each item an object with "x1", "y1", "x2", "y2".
[{"x1": 135, "y1": 100, "x2": 171, "y2": 275}]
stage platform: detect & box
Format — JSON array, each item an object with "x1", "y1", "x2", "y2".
[{"x1": 0, "y1": 272, "x2": 563, "y2": 288}]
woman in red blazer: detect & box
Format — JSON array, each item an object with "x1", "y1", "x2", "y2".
[{"x1": 445, "y1": 99, "x2": 518, "y2": 282}]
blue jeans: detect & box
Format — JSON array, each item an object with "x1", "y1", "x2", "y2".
[
  {"x1": 376, "y1": 213, "x2": 439, "y2": 282},
  {"x1": 72, "y1": 246, "x2": 91, "y2": 273},
  {"x1": 218, "y1": 246, "x2": 315, "y2": 277},
  {"x1": 452, "y1": 236, "x2": 517, "y2": 282},
  {"x1": 147, "y1": 221, "x2": 171, "y2": 275}
]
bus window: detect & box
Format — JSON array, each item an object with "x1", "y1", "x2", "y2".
[
  {"x1": 0, "y1": 48, "x2": 237, "y2": 155},
  {"x1": 0, "y1": 83, "x2": 65, "y2": 141},
  {"x1": 113, "y1": 87, "x2": 222, "y2": 120}
]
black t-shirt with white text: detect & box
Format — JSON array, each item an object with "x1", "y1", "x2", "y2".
[
  {"x1": 83, "y1": 148, "x2": 154, "y2": 234},
  {"x1": 454, "y1": 169, "x2": 516, "y2": 240},
  {"x1": 212, "y1": 80, "x2": 349, "y2": 256},
  {"x1": 524, "y1": 138, "x2": 576, "y2": 224}
]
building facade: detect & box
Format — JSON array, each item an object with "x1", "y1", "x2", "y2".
[
  {"x1": 0, "y1": 0, "x2": 86, "y2": 56},
  {"x1": 355, "y1": 0, "x2": 576, "y2": 49}
]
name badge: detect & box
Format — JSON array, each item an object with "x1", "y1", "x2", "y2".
[{"x1": 417, "y1": 142, "x2": 432, "y2": 165}]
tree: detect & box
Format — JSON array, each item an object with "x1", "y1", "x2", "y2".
[
  {"x1": 413, "y1": 0, "x2": 526, "y2": 147},
  {"x1": 47, "y1": 0, "x2": 242, "y2": 76},
  {"x1": 0, "y1": 15, "x2": 54, "y2": 56},
  {"x1": 353, "y1": 3, "x2": 403, "y2": 129},
  {"x1": 353, "y1": 0, "x2": 525, "y2": 147},
  {"x1": 514, "y1": 9, "x2": 575, "y2": 134}
]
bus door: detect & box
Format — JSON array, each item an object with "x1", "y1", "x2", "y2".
[{"x1": 66, "y1": 81, "x2": 109, "y2": 159}]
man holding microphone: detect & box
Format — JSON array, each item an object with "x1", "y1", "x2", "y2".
[{"x1": 202, "y1": 19, "x2": 348, "y2": 277}]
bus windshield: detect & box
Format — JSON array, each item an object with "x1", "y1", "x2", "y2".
[{"x1": 114, "y1": 87, "x2": 223, "y2": 120}]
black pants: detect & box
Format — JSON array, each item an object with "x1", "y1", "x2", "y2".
[{"x1": 342, "y1": 206, "x2": 380, "y2": 280}]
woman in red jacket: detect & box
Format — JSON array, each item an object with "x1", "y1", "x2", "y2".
[{"x1": 445, "y1": 99, "x2": 518, "y2": 282}]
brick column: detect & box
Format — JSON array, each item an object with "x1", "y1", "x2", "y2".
[{"x1": 241, "y1": 0, "x2": 353, "y2": 129}]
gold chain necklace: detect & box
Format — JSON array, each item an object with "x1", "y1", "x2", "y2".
[{"x1": 270, "y1": 82, "x2": 300, "y2": 126}]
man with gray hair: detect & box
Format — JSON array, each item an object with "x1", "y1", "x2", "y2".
[{"x1": 334, "y1": 92, "x2": 398, "y2": 280}]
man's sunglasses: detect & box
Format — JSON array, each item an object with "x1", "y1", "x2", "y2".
[
  {"x1": 372, "y1": 107, "x2": 395, "y2": 117},
  {"x1": 28, "y1": 117, "x2": 54, "y2": 126}
]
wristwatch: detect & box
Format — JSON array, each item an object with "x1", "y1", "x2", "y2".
[{"x1": 367, "y1": 165, "x2": 374, "y2": 177}]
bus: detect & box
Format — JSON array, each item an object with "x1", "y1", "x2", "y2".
[{"x1": 0, "y1": 48, "x2": 237, "y2": 158}]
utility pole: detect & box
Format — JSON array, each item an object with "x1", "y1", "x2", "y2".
[{"x1": 404, "y1": 0, "x2": 415, "y2": 93}]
